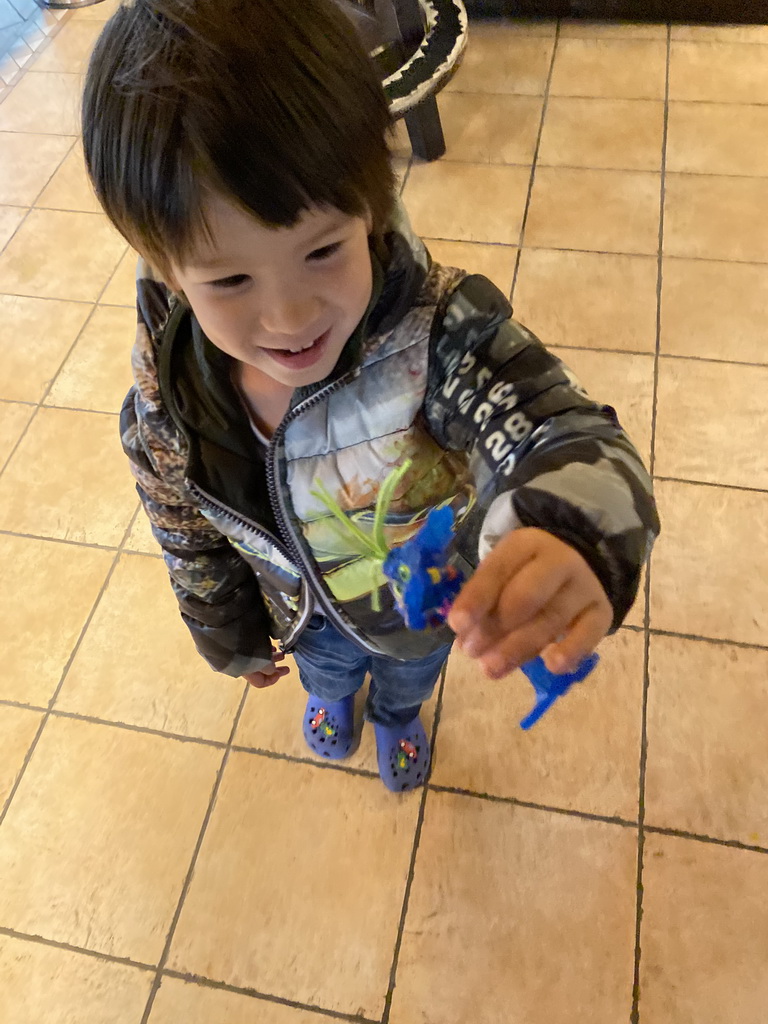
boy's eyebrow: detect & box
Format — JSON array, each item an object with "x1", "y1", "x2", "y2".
[{"x1": 189, "y1": 217, "x2": 351, "y2": 273}]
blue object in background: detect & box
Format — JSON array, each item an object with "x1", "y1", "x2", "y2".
[{"x1": 518, "y1": 652, "x2": 600, "y2": 730}]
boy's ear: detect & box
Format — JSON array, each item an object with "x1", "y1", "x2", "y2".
[{"x1": 364, "y1": 207, "x2": 374, "y2": 234}]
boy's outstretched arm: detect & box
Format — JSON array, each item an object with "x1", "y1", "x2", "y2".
[{"x1": 425, "y1": 273, "x2": 660, "y2": 677}]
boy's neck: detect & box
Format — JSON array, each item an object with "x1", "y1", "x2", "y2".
[{"x1": 234, "y1": 361, "x2": 293, "y2": 440}]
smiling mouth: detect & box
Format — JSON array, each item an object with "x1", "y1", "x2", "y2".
[{"x1": 263, "y1": 329, "x2": 331, "y2": 369}]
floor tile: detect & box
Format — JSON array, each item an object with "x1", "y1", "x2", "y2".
[
  {"x1": 655, "y1": 357, "x2": 768, "y2": 489},
  {"x1": 168, "y1": 754, "x2": 420, "y2": 1018},
  {"x1": 0, "y1": 70, "x2": 81, "y2": 133},
  {"x1": 0, "y1": 704, "x2": 42, "y2": 807},
  {"x1": 445, "y1": 29, "x2": 555, "y2": 95},
  {"x1": 0, "y1": 131, "x2": 72, "y2": 205},
  {"x1": 670, "y1": 40, "x2": 768, "y2": 103},
  {"x1": 0, "y1": 716, "x2": 220, "y2": 962},
  {"x1": 392, "y1": 154, "x2": 409, "y2": 194},
  {"x1": 661, "y1": 257, "x2": 768, "y2": 364},
  {"x1": 0, "y1": 399, "x2": 32, "y2": 463},
  {"x1": 28, "y1": 18, "x2": 102, "y2": 73},
  {"x1": 0, "y1": 534, "x2": 112, "y2": 705},
  {"x1": 514, "y1": 248, "x2": 658, "y2": 353},
  {"x1": 538, "y1": 97, "x2": 664, "y2": 171},
  {"x1": 0, "y1": 407, "x2": 138, "y2": 545},
  {"x1": 424, "y1": 238, "x2": 517, "y2": 295},
  {"x1": 560, "y1": 20, "x2": 667, "y2": 39},
  {"x1": 69, "y1": 0, "x2": 119, "y2": 20},
  {"x1": 525, "y1": 167, "x2": 660, "y2": 254},
  {"x1": 650, "y1": 480, "x2": 768, "y2": 646},
  {"x1": 433, "y1": 630, "x2": 643, "y2": 819},
  {"x1": 150, "y1": 976, "x2": 346, "y2": 1024},
  {"x1": 404, "y1": 161, "x2": 530, "y2": 244},
  {"x1": 664, "y1": 173, "x2": 768, "y2": 262},
  {"x1": 671, "y1": 23, "x2": 768, "y2": 43},
  {"x1": 35, "y1": 141, "x2": 101, "y2": 213},
  {"x1": 390, "y1": 794, "x2": 637, "y2": 1024},
  {"x1": 45, "y1": 304, "x2": 135, "y2": 413},
  {"x1": 438, "y1": 93, "x2": 542, "y2": 164},
  {"x1": 0, "y1": 933, "x2": 153, "y2": 1024},
  {"x1": 0, "y1": 209, "x2": 126, "y2": 301},
  {"x1": 640, "y1": 834, "x2": 768, "y2": 1021},
  {"x1": 124, "y1": 510, "x2": 158, "y2": 554},
  {"x1": 550, "y1": 38, "x2": 667, "y2": 100},
  {"x1": 100, "y1": 248, "x2": 138, "y2": 306},
  {"x1": 235, "y1": 658, "x2": 438, "y2": 776},
  {"x1": 646, "y1": 635, "x2": 768, "y2": 845},
  {"x1": 58, "y1": 553, "x2": 244, "y2": 741},
  {"x1": 667, "y1": 102, "x2": 768, "y2": 177},
  {"x1": 551, "y1": 346, "x2": 654, "y2": 463},
  {"x1": 0, "y1": 203, "x2": 25, "y2": 248},
  {"x1": 0, "y1": 294, "x2": 91, "y2": 403}
]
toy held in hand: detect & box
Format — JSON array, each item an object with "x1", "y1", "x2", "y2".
[
  {"x1": 382, "y1": 505, "x2": 464, "y2": 630},
  {"x1": 312, "y1": 460, "x2": 598, "y2": 728}
]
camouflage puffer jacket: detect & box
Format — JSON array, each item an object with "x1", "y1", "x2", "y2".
[{"x1": 121, "y1": 218, "x2": 659, "y2": 676}]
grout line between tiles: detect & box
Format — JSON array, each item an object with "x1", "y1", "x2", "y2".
[
  {"x1": 161, "y1": 970, "x2": 379, "y2": 1023},
  {"x1": 229, "y1": 741, "x2": 379, "y2": 778},
  {"x1": 0, "y1": 503, "x2": 140, "y2": 829},
  {"x1": 421, "y1": 234, "x2": 768, "y2": 270},
  {"x1": 648, "y1": 628, "x2": 768, "y2": 653},
  {"x1": 428, "y1": 782, "x2": 639, "y2": 828},
  {"x1": 509, "y1": 22, "x2": 560, "y2": 301},
  {"x1": 642, "y1": 824, "x2": 768, "y2": 856},
  {"x1": 381, "y1": 663, "x2": 448, "y2": 1024},
  {"x1": 550, "y1": 344, "x2": 768, "y2": 370},
  {"x1": 46, "y1": 708, "x2": 230, "y2": 748},
  {"x1": 653, "y1": 475, "x2": 768, "y2": 495},
  {"x1": 0, "y1": 924, "x2": 156, "y2": 971},
  {"x1": 137, "y1": 681, "x2": 253, "y2": 1023},
  {"x1": 0, "y1": 527, "x2": 121, "y2": 552},
  {"x1": 631, "y1": 24, "x2": 671, "y2": 1024}
]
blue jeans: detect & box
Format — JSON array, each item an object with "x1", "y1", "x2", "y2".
[{"x1": 292, "y1": 615, "x2": 452, "y2": 727}]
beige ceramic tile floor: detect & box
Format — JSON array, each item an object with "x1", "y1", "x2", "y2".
[{"x1": 1, "y1": 12, "x2": 767, "y2": 1024}]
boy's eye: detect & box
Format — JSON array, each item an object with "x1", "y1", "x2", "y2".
[
  {"x1": 210, "y1": 274, "x2": 250, "y2": 289},
  {"x1": 307, "y1": 241, "x2": 342, "y2": 262}
]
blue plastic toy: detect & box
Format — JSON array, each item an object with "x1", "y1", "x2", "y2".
[
  {"x1": 382, "y1": 505, "x2": 464, "y2": 630},
  {"x1": 518, "y1": 652, "x2": 599, "y2": 730}
]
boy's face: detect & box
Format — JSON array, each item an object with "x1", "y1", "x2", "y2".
[{"x1": 170, "y1": 193, "x2": 374, "y2": 390}]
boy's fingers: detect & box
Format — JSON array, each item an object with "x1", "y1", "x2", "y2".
[
  {"x1": 477, "y1": 586, "x2": 587, "y2": 679},
  {"x1": 541, "y1": 603, "x2": 612, "y2": 675},
  {"x1": 448, "y1": 531, "x2": 537, "y2": 634},
  {"x1": 494, "y1": 555, "x2": 571, "y2": 634}
]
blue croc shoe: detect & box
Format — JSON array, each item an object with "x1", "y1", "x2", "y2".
[
  {"x1": 374, "y1": 716, "x2": 430, "y2": 792},
  {"x1": 303, "y1": 694, "x2": 355, "y2": 759}
]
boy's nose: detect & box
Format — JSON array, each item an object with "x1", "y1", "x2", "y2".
[{"x1": 260, "y1": 293, "x2": 322, "y2": 338}]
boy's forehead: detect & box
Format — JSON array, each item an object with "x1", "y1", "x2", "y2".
[{"x1": 183, "y1": 198, "x2": 356, "y2": 269}]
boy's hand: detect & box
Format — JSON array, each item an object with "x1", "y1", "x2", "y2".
[
  {"x1": 242, "y1": 650, "x2": 290, "y2": 688},
  {"x1": 447, "y1": 528, "x2": 612, "y2": 679}
]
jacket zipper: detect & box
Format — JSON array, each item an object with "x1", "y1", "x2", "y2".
[
  {"x1": 266, "y1": 371, "x2": 374, "y2": 649},
  {"x1": 185, "y1": 479, "x2": 315, "y2": 649}
]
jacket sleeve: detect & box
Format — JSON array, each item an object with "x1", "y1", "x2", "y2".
[
  {"x1": 423, "y1": 274, "x2": 660, "y2": 630},
  {"x1": 121, "y1": 275, "x2": 274, "y2": 676}
]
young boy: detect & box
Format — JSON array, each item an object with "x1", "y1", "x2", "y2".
[{"x1": 82, "y1": 0, "x2": 659, "y2": 791}]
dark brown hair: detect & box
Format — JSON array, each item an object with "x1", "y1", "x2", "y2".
[{"x1": 82, "y1": 0, "x2": 395, "y2": 277}]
